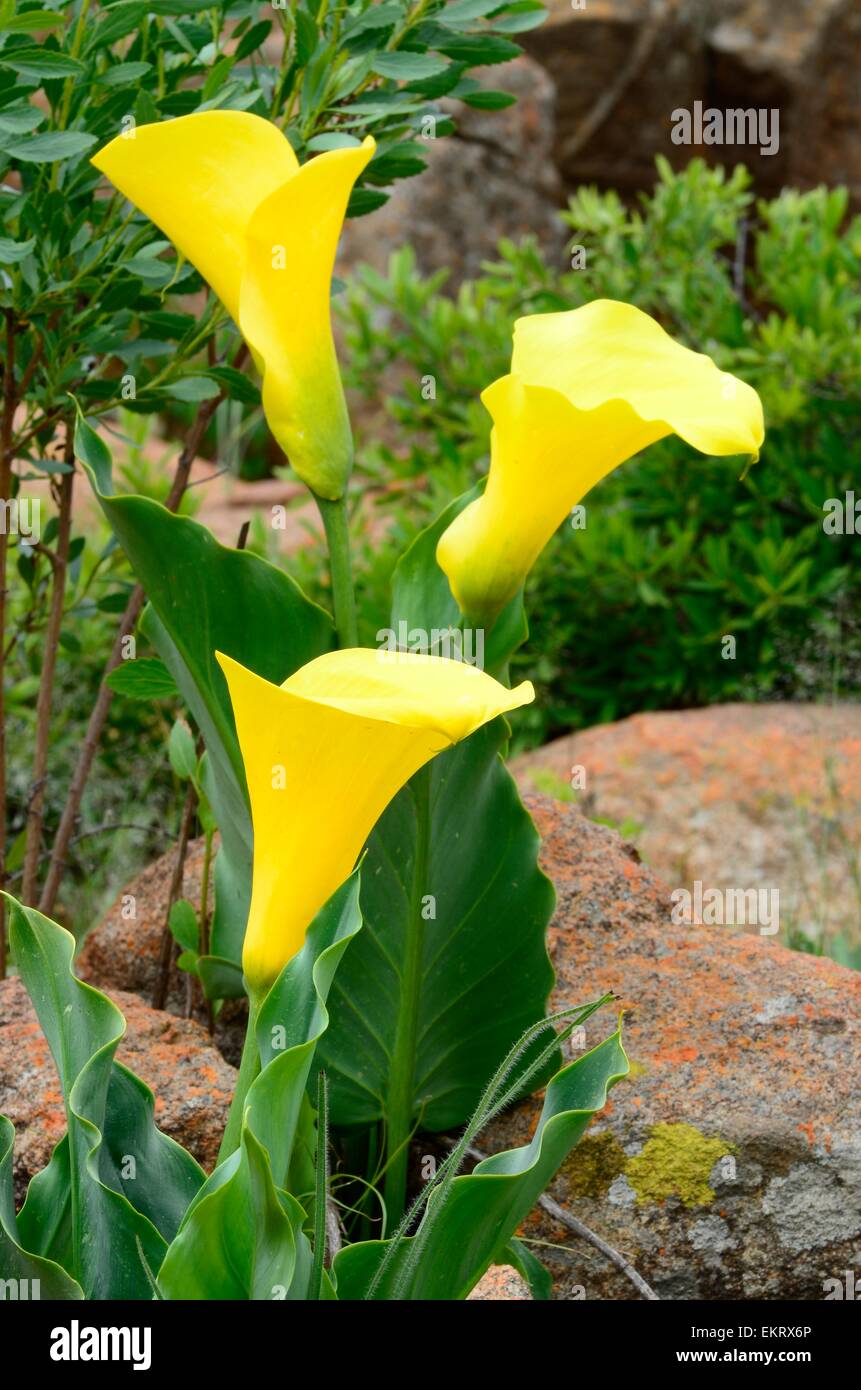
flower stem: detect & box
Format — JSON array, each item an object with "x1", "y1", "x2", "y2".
[
  {"x1": 317, "y1": 493, "x2": 358, "y2": 649},
  {"x1": 217, "y1": 996, "x2": 261, "y2": 1164},
  {"x1": 383, "y1": 765, "x2": 431, "y2": 1225}
]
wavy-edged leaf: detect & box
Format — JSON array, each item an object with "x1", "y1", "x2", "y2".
[
  {"x1": 0, "y1": 1117, "x2": 83, "y2": 1300},
  {"x1": 333, "y1": 1025, "x2": 628, "y2": 1299},
  {"x1": 6, "y1": 896, "x2": 204, "y2": 1299},
  {"x1": 158, "y1": 873, "x2": 362, "y2": 1299}
]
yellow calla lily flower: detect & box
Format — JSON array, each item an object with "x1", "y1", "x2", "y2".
[
  {"x1": 91, "y1": 112, "x2": 375, "y2": 500},
  {"x1": 436, "y1": 299, "x2": 765, "y2": 620},
  {"x1": 217, "y1": 648, "x2": 533, "y2": 992}
]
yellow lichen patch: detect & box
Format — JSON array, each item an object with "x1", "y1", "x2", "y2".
[{"x1": 626, "y1": 1122, "x2": 734, "y2": 1208}]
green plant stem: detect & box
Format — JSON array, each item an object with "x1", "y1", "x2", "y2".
[
  {"x1": 317, "y1": 493, "x2": 358, "y2": 648},
  {"x1": 383, "y1": 765, "x2": 431, "y2": 1225},
  {"x1": 217, "y1": 997, "x2": 261, "y2": 1163}
]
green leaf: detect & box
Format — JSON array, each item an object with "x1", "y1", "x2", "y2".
[
  {"x1": 158, "y1": 874, "x2": 362, "y2": 1299},
  {"x1": 372, "y1": 51, "x2": 449, "y2": 81},
  {"x1": 168, "y1": 718, "x2": 197, "y2": 781},
  {"x1": 503, "y1": 1237, "x2": 553, "y2": 1298},
  {"x1": 294, "y1": 8, "x2": 318, "y2": 66},
  {"x1": 2, "y1": 130, "x2": 97, "y2": 163},
  {"x1": 6, "y1": 897, "x2": 205, "y2": 1298},
  {"x1": 316, "y1": 486, "x2": 545, "y2": 1134},
  {"x1": 0, "y1": 235, "x2": 35, "y2": 264},
  {"x1": 96, "y1": 61, "x2": 153, "y2": 87},
  {"x1": 333, "y1": 1024, "x2": 628, "y2": 1298},
  {"x1": 0, "y1": 1116, "x2": 83, "y2": 1300},
  {"x1": 78, "y1": 427, "x2": 334, "y2": 983},
  {"x1": 165, "y1": 375, "x2": 222, "y2": 403},
  {"x1": 319, "y1": 720, "x2": 555, "y2": 1131},
  {"x1": 437, "y1": 33, "x2": 521, "y2": 64},
  {"x1": 0, "y1": 9, "x2": 66, "y2": 32},
  {"x1": 0, "y1": 106, "x2": 44, "y2": 134},
  {"x1": 168, "y1": 899, "x2": 199, "y2": 954},
  {"x1": 202, "y1": 364, "x2": 260, "y2": 405},
  {"x1": 460, "y1": 89, "x2": 516, "y2": 109},
  {"x1": 439, "y1": 0, "x2": 507, "y2": 22},
  {"x1": 0, "y1": 48, "x2": 86, "y2": 79},
  {"x1": 105, "y1": 657, "x2": 179, "y2": 701}
]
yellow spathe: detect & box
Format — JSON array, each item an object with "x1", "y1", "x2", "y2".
[
  {"x1": 436, "y1": 299, "x2": 765, "y2": 619},
  {"x1": 91, "y1": 112, "x2": 374, "y2": 499},
  {"x1": 217, "y1": 648, "x2": 534, "y2": 992}
]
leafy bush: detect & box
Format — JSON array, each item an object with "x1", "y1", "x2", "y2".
[{"x1": 337, "y1": 158, "x2": 861, "y2": 744}]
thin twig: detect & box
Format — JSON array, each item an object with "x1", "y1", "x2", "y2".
[
  {"x1": 22, "y1": 432, "x2": 75, "y2": 903},
  {"x1": 463, "y1": 1143, "x2": 659, "y2": 1301},
  {"x1": 152, "y1": 781, "x2": 197, "y2": 1011},
  {"x1": 0, "y1": 310, "x2": 16, "y2": 976},
  {"x1": 38, "y1": 369, "x2": 239, "y2": 917}
]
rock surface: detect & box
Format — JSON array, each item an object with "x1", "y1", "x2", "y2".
[
  {"x1": 0, "y1": 976, "x2": 235, "y2": 1205},
  {"x1": 523, "y1": 0, "x2": 861, "y2": 204},
  {"x1": 480, "y1": 796, "x2": 861, "y2": 1300},
  {"x1": 340, "y1": 56, "x2": 565, "y2": 286},
  {"x1": 512, "y1": 703, "x2": 861, "y2": 965},
  {"x1": 467, "y1": 1264, "x2": 531, "y2": 1301}
]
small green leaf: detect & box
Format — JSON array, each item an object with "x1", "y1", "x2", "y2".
[
  {"x1": 168, "y1": 899, "x2": 199, "y2": 955},
  {"x1": 461, "y1": 89, "x2": 516, "y2": 110},
  {"x1": 168, "y1": 718, "x2": 197, "y2": 781},
  {"x1": 0, "y1": 235, "x2": 35, "y2": 264},
  {"x1": 0, "y1": 107, "x2": 44, "y2": 135},
  {"x1": 165, "y1": 376, "x2": 221, "y2": 403},
  {"x1": 3, "y1": 130, "x2": 97, "y2": 163},
  {"x1": 105, "y1": 657, "x2": 179, "y2": 702},
  {"x1": 373, "y1": 51, "x2": 449, "y2": 81},
  {"x1": 0, "y1": 9, "x2": 66, "y2": 32},
  {"x1": 437, "y1": 34, "x2": 521, "y2": 64},
  {"x1": 96, "y1": 61, "x2": 153, "y2": 87},
  {"x1": 0, "y1": 47, "x2": 86, "y2": 79}
]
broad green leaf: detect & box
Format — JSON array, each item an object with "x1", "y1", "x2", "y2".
[
  {"x1": 318, "y1": 721, "x2": 555, "y2": 1130},
  {"x1": 333, "y1": 1026, "x2": 628, "y2": 1298},
  {"x1": 0, "y1": 1117, "x2": 83, "y2": 1300},
  {"x1": 158, "y1": 874, "x2": 362, "y2": 1299},
  {"x1": 77, "y1": 428, "x2": 334, "y2": 982},
  {"x1": 6, "y1": 897, "x2": 205, "y2": 1298}
]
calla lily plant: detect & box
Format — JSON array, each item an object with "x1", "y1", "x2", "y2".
[{"x1": 1, "y1": 98, "x2": 767, "y2": 1301}]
